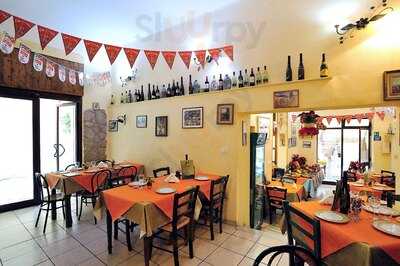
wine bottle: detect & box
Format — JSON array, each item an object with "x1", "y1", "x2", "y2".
[
  {"x1": 298, "y1": 53, "x2": 305, "y2": 80},
  {"x1": 224, "y1": 74, "x2": 232, "y2": 89},
  {"x1": 244, "y1": 69, "x2": 249, "y2": 86},
  {"x1": 161, "y1": 85, "x2": 166, "y2": 98},
  {"x1": 172, "y1": 81, "x2": 177, "y2": 97},
  {"x1": 110, "y1": 94, "x2": 115, "y2": 105},
  {"x1": 249, "y1": 68, "x2": 256, "y2": 86},
  {"x1": 120, "y1": 92, "x2": 124, "y2": 104},
  {"x1": 232, "y1": 71, "x2": 237, "y2": 88},
  {"x1": 218, "y1": 74, "x2": 224, "y2": 90},
  {"x1": 156, "y1": 85, "x2": 160, "y2": 99},
  {"x1": 140, "y1": 86, "x2": 144, "y2": 101},
  {"x1": 180, "y1": 76, "x2": 185, "y2": 95},
  {"x1": 167, "y1": 83, "x2": 171, "y2": 97},
  {"x1": 152, "y1": 85, "x2": 156, "y2": 99},
  {"x1": 262, "y1": 66, "x2": 269, "y2": 83},
  {"x1": 256, "y1": 67, "x2": 262, "y2": 85},
  {"x1": 147, "y1": 84, "x2": 152, "y2": 100},
  {"x1": 193, "y1": 80, "x2": 200, "y2": 93},
  {"x1": 204, "y1": 76, "x2": 210, "y2": 92},
  {"x1": 320, "y1": 53, "x2": 328, "y2": 78},
  {"x1": 188, "y1": 75, "x2": 193, "y2": 94},
  {"x1": 134, "y1": 90, "x2": 139, "y2": 102},
  {"x1": 286, "y1": 56, "x2": 292, "y2": 81},
  {"x1": 339, "y1": 172, "x2": 350, "y2": 214},
  {"x1": 238, "y1": 70, "x2": 244, "y2": 88},
  {"x1": 125, "y1": 90, "x2": 129, "y2": 103},
  {"x1": 175, "y1": 80, "x2": 181, "y2": 96}
]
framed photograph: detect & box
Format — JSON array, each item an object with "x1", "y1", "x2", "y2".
[
  {"x1": 108, "y1": 120, "x2": 118, "y2": 132},
  {"x1": 136, "y1": 115, "x2": 147, "y2": 128},
  {"x1": 384, "y1": 70, "x2": 400, "y2": 101},
  {"x1": 303, "y1": 141, "x2": 312, "y2": 148},
  {"x1": 273, "y1": 90, "x2": 299, "y2": 109},
  {"x1": 217, "y1": 104, "x2": 234, "y2": 125},
  {"x1": 373, "y1": 131, "x2": 381, "y2": 141},
  {"x1": 257, "y1": 116, "x2": 270, "y2": 135},
  {"x1": 182, "y1": 107, "x2": 203, "y2": 128},
  {"x1": 155, "y1": 116, "x2": 168, "y2": 137}
]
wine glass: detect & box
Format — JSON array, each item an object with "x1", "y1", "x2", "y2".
[
  {"x1": 138, "y1": 174, "x2": 145, "y2": 189},
  {"x1": 368, "y1": 196, "x2": 380, "y2": 221}
]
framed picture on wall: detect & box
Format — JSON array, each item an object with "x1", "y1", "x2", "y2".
[
  {"x1": 136, "y1": 115, "x2": 147, "y2": 128},
  {"x1": 217, "y1": 104, "x2": 234, "y2": 125},
  {"x1": 155, "y1": 116, "x2": 168, "y2": 137},
  {"x1": 257, "y1": 116, "x2": 270, "y2": 136},
  {"x1": 182, "y1": 107, "x2": 203, "y2": 128},
  {"x1": 303, "y1": 141, "x2": 312, "y2": 148},
  {"x1": 108, "y1": 120, "x2": 118, "y2": 132},
  {"x1": 273, "y1": 90, "x2": 299, "y2": 109},
  {"x1": 384, "y1": 70, "x2": 400, "y2": 101}
]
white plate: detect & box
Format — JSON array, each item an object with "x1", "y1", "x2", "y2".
[
  {"x1": 372, "y1": 186, "x2": 391, "y2": 191},
  {"x1": 119, "y1": 164, "x2": 132, "y2": 167},
  {"x1": 156, "y1": 187, "x2": 176, "y2": 194},
  {"x1": 195, "y1": 176, "x2": 209, "y2": 181},
  {"x1": 63, "y1": 172, "x2": 81, "y2": 177},
  {"x1": 351, "y1": 183, "x2": 364, "y2": 187},
  {"x1": 372, "y1": 220, "x2": 400, "y2": 237},
  {"x1": 363, "y1": 205, "x2": 400, "y2": 216},
  {"x1": 128, "y1": 180, "x2": 147, "y2": 187},
  {"x1": 315, "y1": 210, "x2": 350, "y2": 224}
]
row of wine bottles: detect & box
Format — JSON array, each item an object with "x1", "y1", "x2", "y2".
[{"x1": 285, "y1": 53, "x2": 329, "y2": 81}]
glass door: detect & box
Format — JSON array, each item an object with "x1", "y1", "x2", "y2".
[
  {"x1": 318, "y1": 129, "x2": 342, "y2": 182},
  {"x1": 58, "y1": 103, "x2": 77, "y2": 171},
  {"x1": 0, "y1": 96, "x2": 37, "y2": 210},
  {"x1": 343, "y1": 129, "x2": 361, "y2": 172}
]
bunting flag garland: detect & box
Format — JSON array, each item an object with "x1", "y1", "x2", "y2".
[
  {"x1": 13, "y1": 16, "x2": 35, "y2": 39},
  {"x1": 376, "y1": 111, "x2": 385, "y2": 121},
  {"x1": 61, "y1": 33, "x2": 81, "y2": 56},
  {"x1": 0, "y1": 32, "x2": 14, "y2": 54},
  {"x1": 325, "y1": 116, "x2": 334, "y2": 125},
  {"x1": 194, "y1": 50, "x2": 206, "y2": 68},
  {"x1": 161, "y1": 51, "x2": 176, "y2": 69},
  {"x1": 33, "y1": 53, "x2": 44, "y2": 72},
  {"x1": 144, "y1": 50, "x2": 160, "y2": 69},
  {"x1": 222, "y1": 45, "x2": 234, "y2": 61},
  {"x1": 104, "y1": 44, "x2": 121, "y2": 65},
  {"x1": 69, "y1": 69, "x2": 76, "y2": 85},
  {"x1": 18, "y1": 43, "x2": 30, "y2": 64},
  {"x1": 366, "y1": 112, "x2": 375, "y2": 121},
  {"x1": 208, "y1": 48, "x2": 221, "y2": 61},
  {"x1": 83, "y1": 39, "x2": 102, "y2": 62},
  {"x1": 45, "y1": 60, "x2": 55, "y2": 77},
  {"x1": 0, "y1": 10, "x2": 11, "y2": 24},
  {"x1": 78, "y1": 72, "x2": 84, "y2": 86},
  {"x1": 344, "y1": 115, "x2": 353, "y2": 124},
  {"x1": 178, "y1": 51, "x2": 192, "y2": 69},
  {"x1": 37, "y1": 25, "x2": 58, "y2": 50},
  {"x1": 124, "y1": 48, "x2": 140, "y2": 68},
  {"x1": 58, "y1": 65, "x2": 66, "y2": 82},
  {"x1": 355, "y1": 114, "x2": 364, "y2": 123}
]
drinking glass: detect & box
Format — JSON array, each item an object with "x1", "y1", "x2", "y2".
[
  {"x1": 368, "y1": 196, "x2": 380, "y2": 221},
  {"x1": 138, "y1": 174, "x2": 145, "y2": 189}
]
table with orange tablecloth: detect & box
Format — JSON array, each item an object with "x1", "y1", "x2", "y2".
[
  {"x1": 267, "y1": 180, "x2": 306, "y2": 202},
  {"x1": 349, "y1": 182, "x2": 395, "y2": 199},
  {"x1": 290, "y1": 201, "x2": 400, "y2": 266}
]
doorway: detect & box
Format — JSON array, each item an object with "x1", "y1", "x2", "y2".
[
  {"x1": 318, "y1": 118, "x2": 371, "y2": 183},
  {"x1": 0, "y1": 88, "x2": 82, "y2": 212}
]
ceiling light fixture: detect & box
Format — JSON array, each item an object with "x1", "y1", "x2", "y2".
[{"x1": 334, "y1": 0, "x2": 394, "y2": 44}]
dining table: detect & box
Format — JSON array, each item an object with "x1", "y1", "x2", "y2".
[
  {"x1": 288, "y1": 201, "x2": 400, "y2": 266},
  {"x1": 267, "y1": 180, "x2": 306, "y2": 202},
  {"x1": 349, "y1": 181, "x2": 395, "y2": 198},
  {"x1": 45, "y1": 161, "x2": 144, "y2": 228},
  {"x1": 93, "y1": 172, "x2": 222, "y2": 266}
]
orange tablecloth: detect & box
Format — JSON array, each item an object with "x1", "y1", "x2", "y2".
[
  {"x1": 349, "y1": 182, "x2": 394, "y2": 198},
  {"x1": 291, "y1": 201, "x2": 400, "y2": 263},
  {"x1": 102, "y1": 173, "x2": 221, "y2": 221},
  {"x1": 268, "y1": 180, "x2": 305, "y2": 202}
]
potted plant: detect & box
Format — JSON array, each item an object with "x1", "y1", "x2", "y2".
[{"x1": 298, "y1": 111, "x2": 320, "y2": 138}]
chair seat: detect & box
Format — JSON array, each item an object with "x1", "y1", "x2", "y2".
[
  {"x1": 44, "y1": 193, "x2": 65, "y2": 202},
  {"x1": 161, "y1": 216, "x2": 190, "y2": 232}
]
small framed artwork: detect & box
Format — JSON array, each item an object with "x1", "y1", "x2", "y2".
[
  {"x1": 136, "y1": 115, "x2": 147, "y2": 128},
  {"x1": 273, "y1": 90, "x2": 299, "y2": 109},
  {"x1": 108, "y1": 120, "x2": 118, "y2": 132},
  {"x1": 257, "y1": 116, "x2": 270, "y2": 135},
  {"x1": 155, "y1": 116, "x2": 168, "y2": 137},
  {"x1": 182, "y1": 107, "x2": 203, "y2": 128},
  {"x1": 373, "y1": 131, "x2": 381, "y2": 141},
  {"x1": 384, "y1": 70, "x2": 400, "y2": 101},
  {"x1": 217, "y1": 104, "x2": 234, "y2": 125},
  {"x1": 303, "y1": 141, "x2": 312, "y2": 148}
]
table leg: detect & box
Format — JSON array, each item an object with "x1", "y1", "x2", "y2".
[
  {"x1": 143, "y1": 236, "x2": 152, "y2": 266},
  {"x1": 107, "y1": 210, "x2": 113, "y2": 254},
  {"x1": 65, "y1": 195, "x2": 72, "y2": 228},
  {"x1": 51, "y1": 189, "x2": 57, "y2": 220}
]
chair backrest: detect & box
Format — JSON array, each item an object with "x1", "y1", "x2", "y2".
[
  {"x1": 65, "y1": 162, "x2": 80, "y2": 171},
  {"x1": 283, "y1": 201, "x2": 321, "y2": 260},
  {"x1": 153, "y1": 167, "x2": 171, "y2": 178},
  {"x1": 343, "y1": 171, "x2": 356, "y2": 182},
  {"x1": 35, "y1": 173, "x2": 50, "y2": 202},
  {"x1": 380, "y1": 170, "x2": 395, "y2": 185},
  {"x1": 266, "y1": 186, "x2": 287, "y2": 209},
  {"x1": 111, "y1": 166, "x2": 138, "y2": 187},
  {"x1": 210, "y1": 175, "x2": 230, "y2": 210},
  {"x1": 172, "y1": 186, "x2": 199, "y2": 232},
  {"x1": 90, "y1": 169, "x2": 112, "y2": 193},
  {"x1": 272, "y1": 168, "x2": 285, "y2": 179},
  {"x1": 253, "y1": 244, "x2": 319, "y2": 266}
]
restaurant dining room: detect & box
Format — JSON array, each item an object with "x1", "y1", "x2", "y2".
[{"x1": 0, "y1": 0, "x2": 400, "y2": 266}]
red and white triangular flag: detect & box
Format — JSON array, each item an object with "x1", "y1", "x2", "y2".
[
  {"x1": 144, "y1": 50, "x2": 160, "y2": 69},
  {"x1": 13, "y1": 16, "x2": 35, "y2": 39},
  {"x1": 37, "y1": 25, "x2": 58, "y2": 50},
  {"x1": 123, "y1": 48, "x2": 140, "y2": 68},
  {"x1": 83, "y1": 39, "x2": 102, "y2": 62},
  {"x1": 326, "y1": 116, "x2": 333, "y2": 125},
  {"x1": 376, "y1": 111, "x2": 385, "y2": 121},
  {"x1": 178, "y1": 51, "x2": 192, "y2": 69},
  {"x1": 222, "y1": 45, "x2": 234, "y2": 61},
  {"x1": 344, "y1": 115, "x2": 353, "y2": 124},
  {"x1": 104, "y1": 44, "x2": 121, "y2": 65},
  {"x1": 355, "y1": 114, "x2": 364, "y2": 124},
  {"x1": 366, "y1": 112, "x2": 375, "y2": 121},
  {"x1": 208, "y1": 48, "x2": 221, "y2": 61},
  {"x1": 194, "y1": 50, "x2": 206, "y2": 68},
  {"x1": 61, "y1": 33, "x2": 81, "y2": 56},
  {"x1": 0, "y1": 10, "x2": 11, "y2": 24},
  {"x1": 161, "y1": 51, "x2": 176, "y2": 69}
]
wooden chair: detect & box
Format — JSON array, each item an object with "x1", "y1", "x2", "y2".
[
  {"x1": 272, "y1": 168, "x2": 285, "y2": 180},
  {"x1": 153, "y1": 167, "x2": 171, "y2": 178},
  {"x1": 110, "y1": 166, "x2": 138, "y2": 251},
  {"x1": 265, "y1": 186, "x2": 287, "y2": 224},
  {"x1": 380, "y1": 170, "x2": 395, "y2": 187},
  {"x1": 344, "y1": 171, "x2": 357, "y2": 182},
  {"x1": 78, "y1": 169, "x2": 111, "y2": 224},
  {"x1": 283, "y1": 201, "x2": 322, "y2": 263},
  {"x1": 199, "y1": 175, "x2": 229, "y2": 240},
  {"x1": 150, "y1": 186, "x2": 199, "y2": 266},
  {"x1": 65, "y1": 163, "x2": 81, "y2": 216},
  {"x1": 254, "y1": 244, "x2": 319, "y2": 266},
  {"x1": 34, "y1": 173, "x2": 66, "y2": 234}
]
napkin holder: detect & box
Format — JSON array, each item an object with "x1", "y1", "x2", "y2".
[{"x1": 180, "y1": 154, "x2": 195, "y2": 180}]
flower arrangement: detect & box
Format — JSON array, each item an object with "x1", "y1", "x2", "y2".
[
  {"x1": 348, "y1": 161, "x2": 367, "y2": 173},
  {"x1": 289, "y1": 154, "x2": 307, "y2": 171},
  {"x1": 298, "y1": 127, "x2": 319, "y2": 137},
  {"x1": 298, "y1": 111, "x2": 319, "y2": 124},
  {"x1": 298, "y1": 111, "x2": 320, "y2": 137}
]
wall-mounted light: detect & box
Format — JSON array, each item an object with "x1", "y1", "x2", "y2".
[
  {"x1": 335, "y1": 0, "x2": 394, "y2": 44},
  {"x1": 117, "y1": 114, "x2": 126, "y2": 125}
]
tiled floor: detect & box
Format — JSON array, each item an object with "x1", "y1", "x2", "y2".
[{"x1": 0, "y1": 202, "x2": 290, "y2": 266}]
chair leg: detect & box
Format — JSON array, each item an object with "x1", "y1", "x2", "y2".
[
  {"x1": 183, "y1": 226, "x2": 188, "y2": 246},
  {"x1": 62, "y1": 203, "x2": 65, "y2": 219},
  {"x1": 92, "y1": 197, "x2": 97, "y2": 224},
  {"x1": 75, "y1": 194, "x2": 79, "y2": 216},
  {"x1": 219, "y1": 208, "x2": 223, "y2": 234},
  {"x1": 78, "y1": 196, "x2": 84, "y2": 221},
  {"x1": 209, "y1": 211, "x2": 214, "y2": 240},
  {"x1": 125, "y1": 220, "x2": 132, "y2": 251},
  {"x1": 114, "y1": 221, "x2": 119, "y2": 240},
  {"x1": 188, "y1": 225, "x2": 194, "y2": 259},
  {"x1": 172, "y1": 234, "x2": 179, "y2": 266},
  {"x1": 43, "y1": 204, "x2": 50, "y2": 234},
  {"x1": 35, "y1": 206, "x2": 42, "y2": 227}
]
